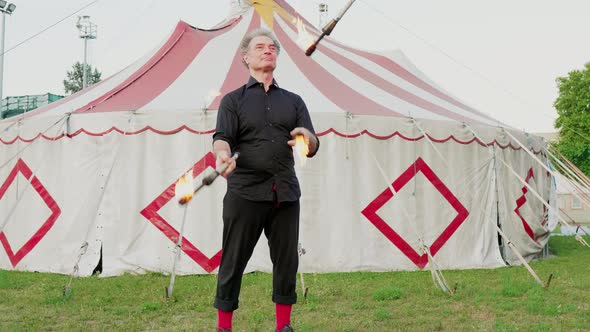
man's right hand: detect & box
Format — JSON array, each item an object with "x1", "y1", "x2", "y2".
[
  {"x1": 213, "y1": 140, "x2": 236, "y2": 177},
  {"x1": 216, "y1": 151, "x2": 237, "y2": 177}
]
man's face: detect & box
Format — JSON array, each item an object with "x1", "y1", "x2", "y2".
[{"x1": 244, "y1": 35, "x2": 278, "y2": 71}]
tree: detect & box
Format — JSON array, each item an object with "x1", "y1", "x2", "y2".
[
  {"x1": 554, "y1": 62, "x2": 590, "y2": 176},
  {"x1": 63, "y1": 62, "x2": 102, "y2": 94}
]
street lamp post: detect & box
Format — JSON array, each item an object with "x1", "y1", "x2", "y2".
[
  {"x1": 0, "y1": 1, "x2": 16, "y2": 101},
  {"x1": 76, "y1": 15, "x2": 97, "y2": 90},
  {"x1": 318, "y1": 3, "x2": 328, "y2": 29}
]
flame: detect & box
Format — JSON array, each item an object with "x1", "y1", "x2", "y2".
[
  {"x1": 175, "y1": 171, "x2": 194, "y2": 204},
  {"x1": 295, "y1": 17, "x2": 315, "y2": 51},
  {"x1": 294, "y1": 134, "x2": 309, "y2": 166},
  {"x1": 204, "y1": 89, "x2": 222, "y2": 107}
]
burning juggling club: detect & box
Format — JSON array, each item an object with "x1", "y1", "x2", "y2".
[
  {"x1": 165, "y1": 152, "x2": 239, "y2": 300},
  {"x1": 305, "y1": 0, "x2": 357, "y2": 56},
  {"x1": 178, "y1": 152, "x2": 240, "y2": 205}
]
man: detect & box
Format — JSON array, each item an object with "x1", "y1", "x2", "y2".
[{"x1": 212, "y1": 28, "x2": 319, "y2": 332}]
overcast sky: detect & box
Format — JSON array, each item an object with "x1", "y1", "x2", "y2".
[{"x1": 2, "y1": 0, "x2": 589, "y2": 132}]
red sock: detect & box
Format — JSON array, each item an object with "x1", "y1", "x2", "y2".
[
  {"x1": 276, "y1": 303, "x2": 292, "y2": 330},
  {"x1": 217, "y1": 310, "x2": 233, "y2": 330}
]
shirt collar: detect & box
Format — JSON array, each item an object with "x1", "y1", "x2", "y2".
[{"x1": 246, "y1": 76, "x2": 279, "y2": 89}]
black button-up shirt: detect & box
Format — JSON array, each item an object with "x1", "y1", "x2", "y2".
[{"x1": 213, "y1": 76, "x2": 318, "y2": 202}]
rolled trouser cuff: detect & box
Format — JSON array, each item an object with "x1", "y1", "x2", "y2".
[
  {"x1": 214, "y1": 297, "x2": 239, "y2": 312},
  {"x1": 272, "y1": 293, "x2": 297, "y2": 305}
]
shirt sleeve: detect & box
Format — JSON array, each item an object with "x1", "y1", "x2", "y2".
[
  {"x1": 295, "y1": 95, "x2": 320, "y2": 157},
  {"x1": 213, "y1": 93, "x2": 239, "y2": 149}
]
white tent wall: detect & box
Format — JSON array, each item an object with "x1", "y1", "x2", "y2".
[
  {"x1": 0, "y1": 111, "x2": 553, "y2": 276},
  {"x1": 293, "y1": 116, "x2": 506, "y2": 272},
  {"x1": 0, "y1": 124, "x2": 103, "y2": 275},
  {"x1": 495, "y1": 141, "x2": 552, "y2": 264},
  {"x1": 98, "y1": 112, "x2": 511, "y2": 275},
  {"x1": 100, "y1": 114, "x2": 224, "y2": 276}
]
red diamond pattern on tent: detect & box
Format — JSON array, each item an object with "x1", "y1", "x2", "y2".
[
  {"x1": 514, "y1": 167, "x2": 540, "y2": 242},
  {"x1": 361, "y1": 157, "x2": 469, "y2": 269},
  {"x1": 140, "y1": 152, "x2": 222, "y2": 273},
  {"x1": 0, "y1": 158, "x2": 61, "y2": 267}
]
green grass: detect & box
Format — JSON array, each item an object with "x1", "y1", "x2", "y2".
[{"x1": 1, "y1": 236, "x2": 589, "y2": 331}]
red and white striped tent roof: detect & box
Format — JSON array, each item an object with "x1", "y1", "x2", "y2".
[{"x1": 2, "y1": 0, "x2": 504, "y2": 138}]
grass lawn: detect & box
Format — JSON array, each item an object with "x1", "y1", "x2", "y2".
[{"x1": 1, "y1": 236, "x2": 589, "y2": 331}]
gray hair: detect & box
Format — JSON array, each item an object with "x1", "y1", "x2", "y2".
[{"x1": 240, "y1": 28, "x2": 281, "y2": 67}]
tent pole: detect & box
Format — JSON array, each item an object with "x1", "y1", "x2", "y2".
[
  {"x1": 503, "y1": 129, "x2": 590, "y2": 217},
  {"x1": 495, "y1": 225, "x2": 547, "y2": 286},
  {"x1": 410, "y1": 118, "x2": 455, "y2": 293},
  {"x1": 345, "y1": 112, "x2": 352, "y2": 160},
  {"x1": 546, "y1": 146, "x2": 590, "y2": 190},
  {"x1": 64, "y1": 110, "x2": 137, "y2": 297},
  {"x1": 365, "y1": 118, "x2": 453, "y2": 294},
  {"x1": 470, "y1": 126, "x2": 570, "y2": 226},
  {"x1": 298, "y1": 243, "x2": 309, "y2": 298},
  {"x1": 423, "y1": 243, "x2": 454, "y2": 294},
  {"x1": 464, "y1": 124, "x2": 553, "y2": 287},
  {"x1": 547, "y1": 150, "x2": 590, "y2": 207},
  {"x1": 490, "y1": 141, "x2": 508, "y2": 264},
  {"x1": 546, "y1": 147, "x2": 590, "y2": 198},
  {"x1": 166, "y1": 204, "x2": 188, "y2": 300},
  {"x1": 553, "y1": 146, "x2": 590, "y2": 186},
  {"x1": 496, "y1": 154, "x2": 570, "y2": 227},
  {"x1": 512, "y1": 130, "x2": 590, "y2": 191}
]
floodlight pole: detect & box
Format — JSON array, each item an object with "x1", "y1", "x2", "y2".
[
  {"x1": 76, "y1": 16, "x2": 97, "y2": 90},
  {"x1": 318, "y1": 3, "x2": 328, "y2": 29},
  {"x1": 0, "y1": 2, "x2": 17, "y2": 101},
  {"x1": 83, "y1": 38, "x2": 88, "y2": 89},
  {"x1": 0, "y1": 12, "x2": 5, "y2": 101}
]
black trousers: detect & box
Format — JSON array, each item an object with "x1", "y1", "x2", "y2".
[{"x1": 214, "y1": 190, "x2": 300, "y2": 311}]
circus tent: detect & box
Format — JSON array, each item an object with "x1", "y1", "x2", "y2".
[{"x1": 0, "y1": 0, "x2": 553, "y2": 276}]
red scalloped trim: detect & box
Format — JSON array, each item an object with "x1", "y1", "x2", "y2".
[
  {"x1": 0, "y1": 133, "x2": 66, "y2": 144},
  {"x1": 0, "y1": 126, "x2": 540, "y2": 153},
  {"x1": 66, "y1": 125, "x2": 215, "y2": 137},
  {"x1": 0, "y1": 126, "x2": 215, "y2": 144},
  {"x1": 315, "y1": 128, "x2": 539, "y2": 153}
]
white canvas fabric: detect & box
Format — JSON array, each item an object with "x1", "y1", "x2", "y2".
[{"x1": 0, "y1": 1, "x2": 553, "y2": 275}]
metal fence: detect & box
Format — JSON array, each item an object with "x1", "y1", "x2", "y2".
[{"x1": 1, "y1": 93, "x2": 64, "y2": 119}]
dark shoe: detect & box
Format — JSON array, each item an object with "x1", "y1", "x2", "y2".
[
  {"x1": 277, "y1": 324, "x2": 294, "y2": 332},
  {"x1": 218, "y1": 329, "x2": 231, "y2": 332}
]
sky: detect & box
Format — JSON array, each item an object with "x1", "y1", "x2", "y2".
[{"x1": 2, "y1": 0, "x2": 589, "y2": 132}]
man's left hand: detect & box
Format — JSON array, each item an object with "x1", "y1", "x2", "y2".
[{"x1": 288, "y1": 127, "x2": 318, "y2": 156}]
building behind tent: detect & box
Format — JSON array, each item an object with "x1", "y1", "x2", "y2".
[
  {"x1": 556, "y1": 173, "x2": 590, "y2": 225},
  {"x1": 534, "y1": 133, "x2": 590, "y2": 225},
  {"x1": 1, "y1": 93, "x2": 64, "y2": 119}
]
